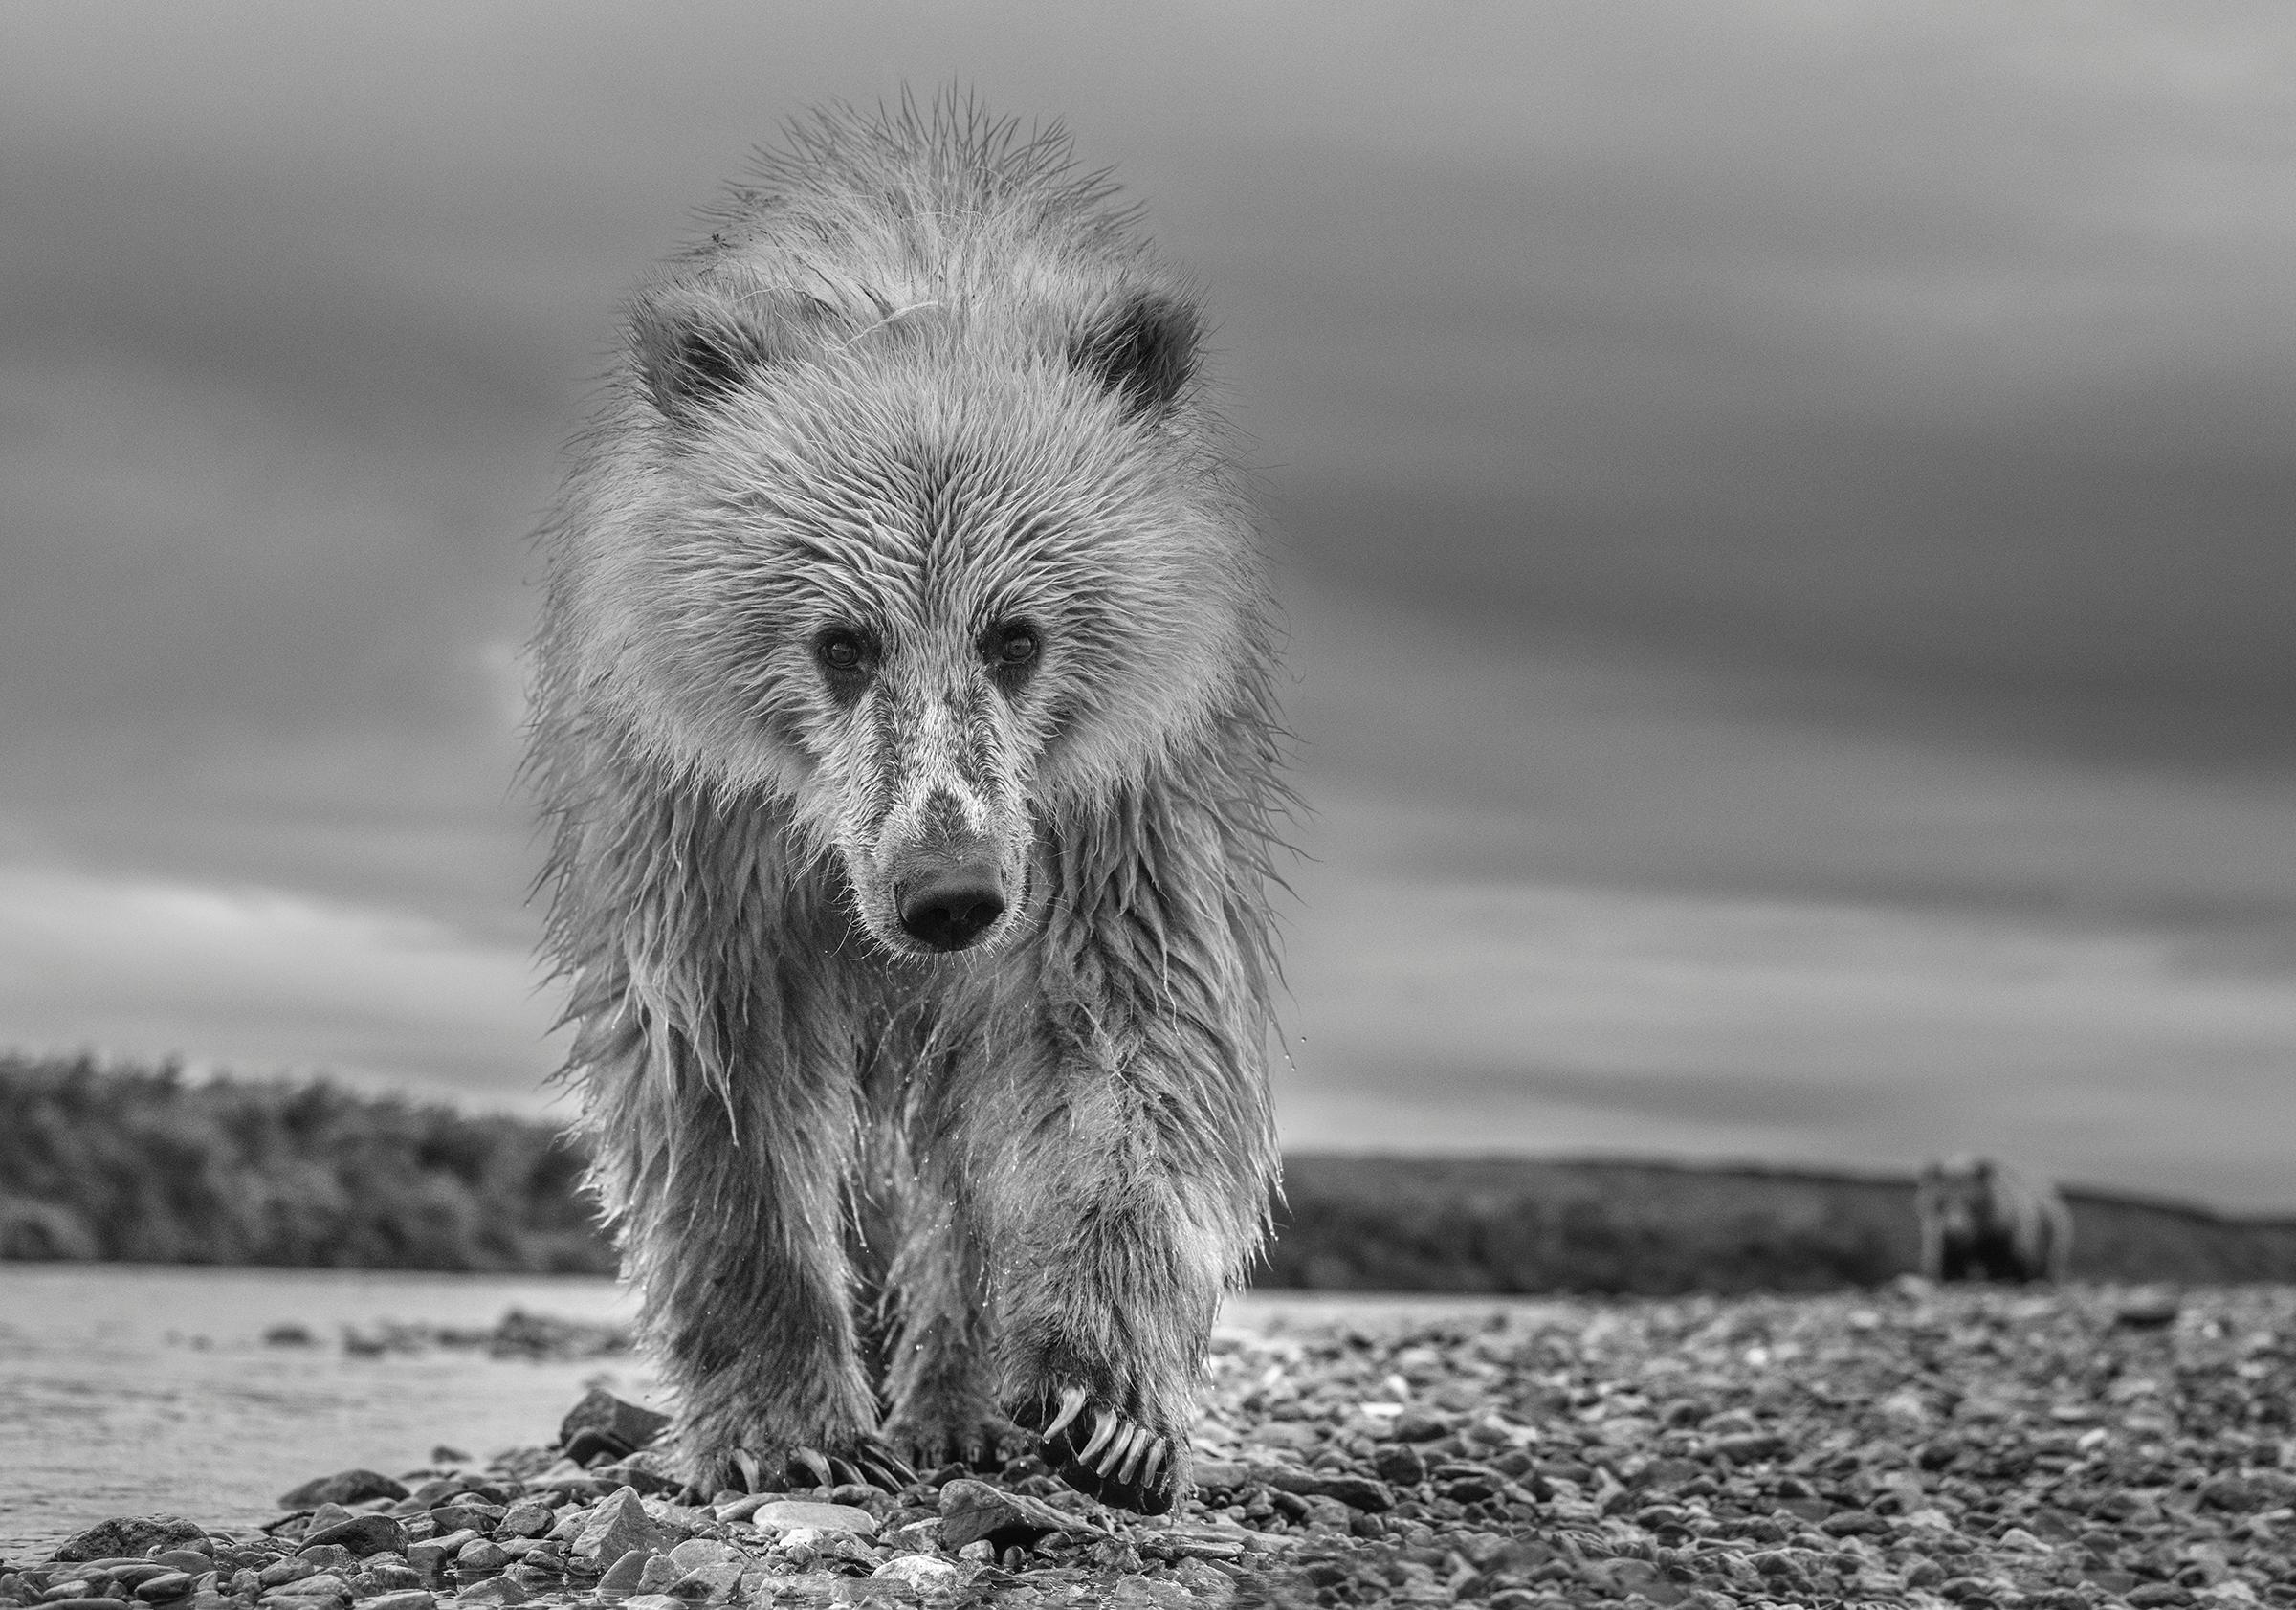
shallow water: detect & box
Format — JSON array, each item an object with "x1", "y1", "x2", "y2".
[
  {"x1": 0, "y1": 1264, "x2": 653, "y2": 1556},
  {"x1": 0, "y1": 1267, "x2": 1543, "y2": 1559}
]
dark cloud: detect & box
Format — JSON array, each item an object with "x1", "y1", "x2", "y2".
[{"x1": 1, "y1": 2, "x2": 2291, "y2": 1200}]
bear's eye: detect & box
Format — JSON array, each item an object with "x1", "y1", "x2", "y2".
[
  {"x1": 995, "y1": 626, "x2": 1039, "y2": 667},
  {"x1": 982, "y1": 621, "x2": 1039, "y2": 694},
  {"x1": 816, "y1": 629, "x2": 868, "y2": 673}
]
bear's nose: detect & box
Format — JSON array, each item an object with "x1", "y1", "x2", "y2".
[{"x1": 896, "y1": 862, "x2": 1007, "y2": 951}]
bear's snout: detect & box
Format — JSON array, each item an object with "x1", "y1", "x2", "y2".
[{"x1": 894, "y1": 856, "x2": 1007, "y2": 952}]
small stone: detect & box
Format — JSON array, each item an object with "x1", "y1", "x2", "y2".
[
  {"x1": 871, "y1": 1557, "x2": 958, "y2": 1592},
  {"x1": 1715, "y1": 1432, "x2": 1788, "y2": 1465},
  {"x1": 1388, "y1": 1409, "x2": 1455, "y2": 1443},
  {"x1": 422, "y1": 1509, "x2": 502, "y2": 1539},
  {"x1": 453, "y1": 1578, "x2": 528, "y2": 1607},
  {"x1": 493, "y1": 1504, "x2": 552, "y2": 1542},
  {"x1": 594, "y1": 1550, "x2": 652, "y2": 1594},
  {"x1": 664, "y1": 1563, "x2": 743, "y2": 1602},
  {"x1": 1187, "y1": 1462, "x2": 1252, "y2": 1493},
  {"x1": 131, "y1": 1577, "x2": 195, "y2": 1603},
  {"x1": 1262, "y1": 1468, "x2": 1393, "y2": 1512},
  {"x1": 400, "y1": 1544, "x2": 445, "y2": 1578},
  {"x1": 55, "y1": 1522, "x2": 210, "y2": 1564},
  {"x1": 618, "y1": 1598, "x2": 682, "y2": 1610},
  {"x1": 351, "y1": 1595, "x2": 432, "y2": 1610},
  {"x1": 148, "y1": 1556, "x2": 212, "y2": 1577},
  {"x1": 258, "y1": 1561, "x2": 319, "y2": 1590},
  {"x1": 347, "y1": 1570, "x2": 421, "y2": 1599},
  {"x1": 299, "y1": 1520, "x2": 407, "y2": 1560},
  {"x1": 557, "y1": 1391, "x2": 672, "y2": 1461},
  {"x1": 581, "y1": 1459, "x2": 679, "y2": 1497},
  {"x1": 743, "y1": 1502, "x2": 879, "y2": 1538},
  {"x1": 936, "y1": 1481, "x2": 1097, "y2": 1553},
  {"x1": 1372, "y1": 1445, "x2": 1427, "y2": 1485},
  {"x1": 278, "y1": 1475, "x2": 410, "y2": 1512},
  {"x1": 632, "y1": 1557, "x2": 682, "y2": 1595},
  {"x1": 452, "y1": 1542, "x2": 508, "y2": 1576},
  {"x1": 2115, "y1": 1290, "x2": 2183, "y2": 1329},
  {"x1": 653, "y1": 1543, "x2": 729, "y2": 1574},
  {"x1": 569, "y1": 1489, "x2": 665, "y2": 1566}
]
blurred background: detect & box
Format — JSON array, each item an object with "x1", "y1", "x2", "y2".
[{"x1": 2, "y1": 2, "x2": 2291, "y2": 1209}]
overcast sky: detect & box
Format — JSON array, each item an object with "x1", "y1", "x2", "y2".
[{"x1": 3, "y1": 2, "x2": 2291, "y2": 1206}]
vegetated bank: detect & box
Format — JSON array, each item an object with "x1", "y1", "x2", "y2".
[
  {"x1": 0, "y1": 1053, "x2": 610, "y2": 1272},
  {"x1": 1264, "y1": 1154, "x2": 2296, "y2": 1294},
  {"x1": 4, "y1": 1055, "x2": 2291, "y2": 1290}
]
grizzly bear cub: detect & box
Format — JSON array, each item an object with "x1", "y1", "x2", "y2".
[
  {"x1": 524, "y1": 103, "x2": 1287, "y2": 1515},
  {"x1": 1916, "y1": 1155, "x2": 2074, "y2": 1283}
]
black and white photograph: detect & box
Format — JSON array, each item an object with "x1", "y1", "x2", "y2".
[{"x1": 2, "y1": 5, "x2": 2292, "y2": 1606}]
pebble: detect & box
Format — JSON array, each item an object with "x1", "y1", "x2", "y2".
[
  {"x1": 566, "y1": 1490, "x2": 661, "y2": 1568},
  {"x1": 448, "y1": 1544, "x2": 505, "y2": 1577},
  {"x1": 348, "y1": 1594, "x2": 431, "y2": 1610},
  {"x1": 869, "y1": 1556, "x2": 958, "y2": 1592},
  {"x1": 53, "y1": 1523, "x2": 208, "y2": 1565},
  {"x1": 491, "y1": 1508, "x2": 550, "y2": 1544},
  {"x1": 935, "y1": 1482, "x2": 1099, "y2": 1554},
  {"x1": 554, "y1": 1391, "x2": 669, "y2": 1467},
  {"x1": 740, "y1": 1502, "x2": 878, "y2": 1538},
  {"x1": 590, "y1": 1552, "x2": 650, "y2": 1595},
  {"x1": 296, "y1": 1522, "x2": 404, "y2": 1562},
  {"x1": 276, "y1": 1475, "x2": 408, "y2": 1512}
]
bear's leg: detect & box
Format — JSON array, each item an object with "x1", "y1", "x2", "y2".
[
  {"x1": 961, "y1": 1017, "x2": 1274, "y2": 1515},
  {"x1": 873, "y1": 1180, "x2": 1023, "y2": 1472},
  {"x1": 599, "y1": 1042, "x2": 913, "y2": 1498}
]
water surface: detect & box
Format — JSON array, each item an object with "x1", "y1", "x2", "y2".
[{"x1": 0, "y1": 1265, "x2": 651, "y2": 1556}]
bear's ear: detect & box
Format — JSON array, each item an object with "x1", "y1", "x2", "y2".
[
  {"x1": 1070, "y1": 289, "x2": 1202, "y2": 420},
  {"x1": 630, "y1": 287, "x2": 809, "y2": 427}
]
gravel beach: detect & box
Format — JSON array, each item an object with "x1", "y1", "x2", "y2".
[{"x1": 4, "y1": 1281, "x2": 2290, "y2": 1608}]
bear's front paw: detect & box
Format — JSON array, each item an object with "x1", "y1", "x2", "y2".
[
  {"x1": 1023, "y1": 1385, "x2": 1181, "y2": 1515},
  {"x1": 880, "y1": 1404, "x2": 1029, "y2": 1474},
  {"x1": 685, "y1": 1436, "x2": 916, "y2": 1501}
]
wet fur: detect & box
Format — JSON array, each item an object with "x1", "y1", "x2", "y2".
[
  {"x1": 1916, "y1": 1155, "x2": 2073, "y2": 1283},
  {"x1": 524, "y1": 101, "x2": 1286, "y2": 1510}
]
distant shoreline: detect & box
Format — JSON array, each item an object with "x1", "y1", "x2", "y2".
[{"x1": 6, "y1": 1053, "x2": 2291, "y2": 1289}]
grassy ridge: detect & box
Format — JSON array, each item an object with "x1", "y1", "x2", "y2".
[
  {"x1": 4, "y1": 1055, "x2": 2291, "y2": 1288},
  {"x1": 1265, "y1": 1153, "x2": 2296, "y2": 1292},
  {"x1": 0, "y1": 1053, "x2": 611, "y2": 1272}
]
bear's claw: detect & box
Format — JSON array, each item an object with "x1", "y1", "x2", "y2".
[
  {"x1": 700, "y1": 1439, "x2": 916, "y2": 1499},
  {"x1": 784, "y1": 1440, "x2": 916, "y2": 1494},
  {"x1": 1027, "y1": 1388, "x2": 1178, "y2": 1515}
]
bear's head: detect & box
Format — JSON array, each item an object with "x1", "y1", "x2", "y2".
[
  {"x1": 554, "y1": 259, "x2": 1264, "y2": 960},
  {"x1": 1917, "y1": 1155, "x2": 1997, "y2": 1240}
]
